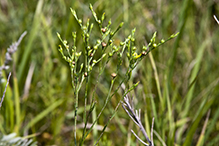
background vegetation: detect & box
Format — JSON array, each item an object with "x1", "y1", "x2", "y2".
[{"x1": 0, "y1": 0, "x2": 219, "y2": 145}]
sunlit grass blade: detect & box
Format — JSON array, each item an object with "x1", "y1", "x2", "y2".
[
  {"x1": 13, "y1": 76, "x2": 21, "y2": 134},
  {"x1": 149, "y1": 52, "x2": 164, "y2": 112},
  {"x1": 167, "y1": 0, "x2": 192, "y2": 82},
  {"x1": 18, "y1": 0, "x2": 44, "y2": 83},
  {"x1": 182, "y1": 98, "x2": 214, "y2": 146},
  {"x1": 177, "y1": 38, "x2": 212, "y2": 143},
  {"x1": 182, "y1": 39, "x2": 211, "y2": 118},
  {"x1": 204, "y1": 106, "x2": 219, "y2": 144},
  {"x1": 1, "y1": 75, "x2": 14, "y2": 132},
  {"x1": 196, "y1": 110, "x2": 210, "y2": 146},
  {"x1": 164, "y1": 74, "x2": 175, "y2": 145}
]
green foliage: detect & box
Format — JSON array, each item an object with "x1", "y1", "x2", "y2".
[{"x1": 0, "y1": 0, "x2": 219, "y2": 145}]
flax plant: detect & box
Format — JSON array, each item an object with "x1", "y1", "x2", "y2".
[{"x1": 57, "y1": 4, "x2": 178, "y2": 145}]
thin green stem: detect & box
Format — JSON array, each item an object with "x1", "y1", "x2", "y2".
[
  {"x1": 94, "y1": 101, "x2": 121, "y2": 146},
  {"x1": 82, "y1": 60, "x2": 135, "y2": 142},
  {"x1": 70, "y1": 59, "x2": 78, "y2": 145},
  {"x1": 94, "y1": 80, "x2": 139, "y2": 145},
  {"x1": 82, "y1": 46, "x2": 89, "y2": 139},
  {"x1": 83, "y1": 78, "x2": 115, "y2": 141}
]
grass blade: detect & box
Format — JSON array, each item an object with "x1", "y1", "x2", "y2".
[
  {"x1": 18, "y1": 0, "x2": 44, "y2": 83},
  {"x1": 24, "y1": 99, "x2": 64, "y2": 132}
]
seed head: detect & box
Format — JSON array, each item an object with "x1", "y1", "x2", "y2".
[
  {"x1": 101, "y1": 28, "x2": 106, "y2": 33},
  {"x1": 111, "y1": 73, "x2": 117, "y2": 78},
  {"x1": 84, "y1": 72, "x2": 88, "y2": 77},
  {"x1": 142, "y1": 51, "x2": 146, "y2": 56},
  {"x1": 102, "y1": 42, "x2": 107, "y2": 47}
]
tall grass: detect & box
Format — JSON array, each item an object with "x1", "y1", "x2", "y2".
[{"x1": 0, "y1": 0, "x2": 219, "y2": 145}]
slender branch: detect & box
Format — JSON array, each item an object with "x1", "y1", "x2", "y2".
[
  {"x1": 0, "y1": 72, "x2": 11, "y2": 109},
  {"x1": 213, "y1": 15, "x2": 219, "y2": 24},
  {"x1": 153, "y1": 130, "x2": 167, "y2": 146},
  {"x1": 151, "y1": 117, "x2": 154, "y2": 146},
  {"x1": 131, "y1": 129, "x2": 149, "y2": 146},
  {"x1": 94, "y1": 99, "x2": 122, "y2": 146}
]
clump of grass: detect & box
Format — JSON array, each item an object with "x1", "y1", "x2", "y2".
[
  {"x1": 57, "y1": 4, "x2": 178, "y2": 145},
  {"x1": 0, "y1": 132, "x2": 37, "y2": 146}
]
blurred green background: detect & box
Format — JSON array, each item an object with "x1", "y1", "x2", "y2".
[{"x1": 1, "y1": 0, "x2": 219, "y2": 145}]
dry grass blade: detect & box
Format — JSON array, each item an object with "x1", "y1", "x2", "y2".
[{"x1": 122, "y1": 95, "x2": 153, "y2": 146}]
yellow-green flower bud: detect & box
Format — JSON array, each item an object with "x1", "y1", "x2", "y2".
[
  {"x1": 93, "y1": 60, "x2": 97, "y2": 63},
  {"x1": 94, "y1": 45, "x2": 98, "y2": 50},
  {"x1": 119, "y1": 22, "x2": 124, "y2": 28},
  {"x1": 102, "y1": 53, "x2": 106, "y2": 58},
  {"x1": 58, "y1": 45, "x2": 63, "y2": 51},
  {"x1": 109, "y1": 52, "x2": 113, "y2": 57},
  {"x1": 97, "y1": 40, "x2": 101, "y2": 44},
  {"x1": 132, "y1": 46, "x2": 137, "y2": 51},
  {"x1": 63, "y1": 40, "x2": 67, "y2": 45},
  {"x1": 127, "y1": 52, "x2": 130, "y2": 57},
  {"x1": 88, "y1": 50, "x2": 92, "y2": 56},
  {"x1": 153, "y1": 43, "x2": 157, "y2": 47},
  {"x1": 89, "y1": 66, "x2": 92, "y2": 71},
  {"x1": 57, "y1": 32, "x2": 60, "y2": 38},
  {"x1": 82, "y1": 26, "x2": 86, "y2": 31},
  {"x1": 108, "y1": 19, "x2": 112, "y2": 25},
  {"x1": 76, "y1": 52, "x2": 81, "y2": 57}
]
